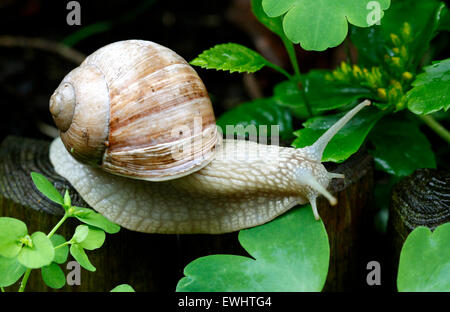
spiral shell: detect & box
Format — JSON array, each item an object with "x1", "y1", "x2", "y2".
[{"x1": 50, "y1": 40, "x2": 220, "y2": 181}]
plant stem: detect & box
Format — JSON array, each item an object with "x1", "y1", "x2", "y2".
[
  {"x1": 47, "y1": 213, "x2": 69, "y2": 238},
  {"x1": 420, "y1": 115, "x2": 450, "y2": 144},
  {"x1": 18, "y1": 269, "x2": 31, "y2": 292},
  {"x1": 1, "y1": 287, "x2": 5, "y2": 292},
  {"x1": 264, "y1": 61, "x2": 292, "y2": 80}
]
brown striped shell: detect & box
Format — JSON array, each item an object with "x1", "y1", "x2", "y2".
[{"x1": 49, "y1": 40, "x2": 221, "y2": 181}]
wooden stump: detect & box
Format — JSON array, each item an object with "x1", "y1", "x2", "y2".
[{"x1": 0, "y1": 136, "x2": 374, "y2": 291}]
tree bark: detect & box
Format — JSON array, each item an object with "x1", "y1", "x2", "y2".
[{"x1": 0, "y1": 136, "x2": 374, "y2": 291}]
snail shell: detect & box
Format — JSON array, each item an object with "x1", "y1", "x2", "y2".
[{"x1": 49, "y1": 40, "x2": 220, "y2": 181}]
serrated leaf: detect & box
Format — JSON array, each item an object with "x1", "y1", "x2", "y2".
[
  {"x1": 50, "y1": 235, "x2": 69, "y2": 264},
  {"x1": 0, "y1": 255, "x2": 26, "y2": 287},
  {"x1": 190, "y1": 43, "x2": 267, "y2": 73},
  {"x1": 176, "y1": 206, "x2": 329, "y2": 292},
  {"x1": 368, "y1": 116, "x2": 436, "y2": 176},
  {"x1": 397, "y1": 223, "x2": 450, "y2": 291},
  {"x1": 70, "y1": 244, "x2": 95, "y2": 272},
  {"x1": 79, "y1": 226, "x2": 105, "y2": 251},
  {"x1": 217, "y1": 98, "x2": 294, "y2": 141},
  {"x1": 30, "y1": 172, "x2": 64, "y2": 205},
  {"x1": 18, "y1": 232, "x2": 54, "y2": 269},
  {"x1": 407, "y1": 59, "x2": 450, "y2": 115},
  {"x1": 110, "y1": 284, "x2": 136, "y2": 292},
  {"x1": 73, "y1": 207, "x2": 120, "y2": 234},
  {"x1": 262, "y1": 0, "x2": 390, "y2": 51},
  {"x1": 292, "y1": 106, "x2": 385, "y2": 162},
  {"x1": 41, "y1": 262, "x2": 66, "y2": 289},
  {"x1": 0, "y1": 217, "x2": 28, "y2": 258}
]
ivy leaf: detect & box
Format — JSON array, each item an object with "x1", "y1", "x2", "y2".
[
  {"x1": 262, "y1": 0, "x2": 390, "y2": 51},
  {"x1": 407, "y1": 59, "x2": 450, "y2": 115},
  {"x1": 50, "y1": 235, "x2": 69, "y2": 264},
  {"x1": 0, "y1": 217, "x2": 28, "y2": 258},
  {"x1": 73, "y1": 207, "x2": 120, "y2": 234},
  {"x1": 110, "y1": 284, "x2": 136, "y2": 292},
  {"x1": 30, "y1": 172, "x2": 64, "y2": 205},
  {"x1": 17, "y1": 232, "x2": 55, "y2": 269},
  {"x1": 368, "y1": 116, "x2": 436, "y2": 176},
  {"x1": 41, "y1": 262, "x2": 66, "y2": 289},
  {"x1": 190, "y1": 43, "x2": 268, "y2": 73},
  {"x1": 273, "y1": 70, "x2": 372, "y2": 118},
  {"x1": 176, "y1": 206, "x2": 329, "y2": 292},
  {"x1": 292, "y1": 106, "x2": 385, "y2": 162},
  {"x1": 70, "y1": 244, "x2": 96, "y2": 272},
  {"x1": 397, "y1": 223, "x2": 450, "y2": 292},
  {"x1": 0, "y1": 256, "x2": 26, "y2": 287},
  {"x1": 216, "y1": 98, "x2": 294, "y2": 141},
  {"x1": 78, "y1": 226, "x2": 106, "y2": 251}
]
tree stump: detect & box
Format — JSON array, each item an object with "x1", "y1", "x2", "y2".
[
  {"x1": 387, "y1": 169, "x2": 450, "y2": 289},
  {"x1": 0, "y1": 136, "x2": 374, "y2": 291}
]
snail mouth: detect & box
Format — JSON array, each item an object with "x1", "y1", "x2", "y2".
[{"x1": 50, "y1": 82, "x2": 76, "y2": 132}]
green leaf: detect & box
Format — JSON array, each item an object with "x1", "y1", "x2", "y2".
[
  {"x1": 73, "y1": 207, "x2": 120, "y2": 234},
  {"x1": 190, "y1": 43, "x2": 267, "y2": 73},
  {"x1": 18, "y1": 232, "x2": 55, "y2": 269},
  {"x1": 351, "y1": 0, "x2": 445, "y2": 68},
  {"x1": 407, "y1": 59, "x2": 450, "y2": 115},
  {"x1": 0, "y1": 256, "x2": 26, "y2": 287},
  {"x1": 71, "y1": 225, "x2": 89, "y2": 244},
  {"x1": 50, "y1": 235, "x2": 69, "y2": 264},
  {"x1": 176, "y1": 206, "x2": 329, "y2": 292},
  {"x1": 41, "y1": 262, "x2": 66, "y2": 289},
  {"x1": 70, "y1": 244, "x2": 95, "y2": 272},
  {"x1": 273, "y1": 70, "x2": 372, "y2": 118},
  {"x1": 397, "y1": 223, "x2": 450, "y2": 292},
  {"x1": 251, "y1": 0, "x2": 285, "y2": 39},
  {"x1": 368, "y1": 116, "x2": 436, "y2": 176},
  {"x1": 292, "y1": 106, "x2": 385, "y2": 162},
  {"x1": 30, "y1": 172, "x2": 64, "y2": 205},
  {"x1": 110, "y1": 284, "x2": 136, "y2": 292},
  {"x1": 79, "y1": 226, "x2": 105, "y2": 251},
  {"x1": 262, "y1": 0, "x2": 391, "y2": 51},
  {"x1": 216, "y1": 98, "x2": 294, "y2": 141},
  {"x1": 0, "y1": 217, "x2": 28, "y2": 258}
]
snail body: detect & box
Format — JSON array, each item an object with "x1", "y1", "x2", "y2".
[{"x1": 49, "y1": 40, "x2": 370, "y2": 234}]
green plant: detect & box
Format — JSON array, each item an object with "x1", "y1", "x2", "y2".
[
  {"x1": 0, "y1": 172, "x2": 132, "y2": 292},
  {"x1": 177, "y1": 0, "x2": 449, "y2": 291}
]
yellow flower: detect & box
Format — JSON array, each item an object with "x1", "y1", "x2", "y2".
[
  {"x1": 402, "y1": 72, "x2": 413, "y2": 81},
  {"x1": 390, "y1": 33, "x2": 401, "y2": 46},
  {"x1": 377, "y1": 88, "x2": 387, "y2": 101}
]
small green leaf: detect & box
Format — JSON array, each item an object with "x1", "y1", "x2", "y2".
[
  {"x1": 73, "y1": 207, "x2": 120, "y2": 234},
  {"x1": 18, "y1": 232, "x2": 54, "y2": 269},
  {"x1": 397, "y1": 223, "x2": 450, "y2": 292},
  {"x1": 251, "y1": 0, "x2": 285, "y2": 39},
  {"x1": 79, "y1": 226, "x2": 105, "y2": 251},
  {"x1": 262, "y1": 0, "x2": 390, "y2": 51},
  {"x1": 177, "y1": 205, "x2": 329, "y2": 292},
  {"x1": 190, "y1": 43, "x2": 267, "y2": 73},
  {"x1": 292, "y1": 106, "x2": 385, "y2": 162},
  {"x1": 70, "y1": 244, "x2": 95, "y2": 272},
  {"x1": 63, "y1": 189, "x2": 71, "y2": 210},
  {"x1": 41, "y1": 262, "x2": 66, "y2": 289},
  {"x1": 0, "y1": 217, "x2": 28, "y2": 258},
  {"x1": 407, "y1": 59, "x2": 450, "y2": 115},
  {"x1": 50, "y1": 235, "x2": 69, "y2": 264},
  {"x1": 110, "y1": 284, "x2": 136, "y2": 292},
  {"x1": 30, "y1": 172, "x2": 64, "y2": 205},
  {"x1": 71, "y1": 225, "x2": 89, "y2": 244},
  {"x1": 368, "y1": 116, "x2": 436, "y2": 176},
  {"x1": 0, "y1": 255, "x2": 26, "y2": 287},
  {"x1": 216, "y1": 98, "x2": 294, "y2": 141}
]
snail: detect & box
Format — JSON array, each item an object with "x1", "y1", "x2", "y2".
[{"x1": 48, "y1": 40, "x2": 370, "y2": 234}]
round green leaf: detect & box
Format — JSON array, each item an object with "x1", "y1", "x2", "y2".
[
  {"x1": 397, "y1": 223, "x2": 450, "y2": 292},
  {"x1": 79, "y1": 226, "x2": 105, "y2": 251},
  {"x1": 30, "y1": 172, "x2": 64, "y2": 205},
  {"x1": 72, "y1": 225, "x2": 89, "y2": 244},
  {"x1": 110, "y1": 284, "x2": 136, "y2": 292},
  {"x1": 41, "y1": 262, "x2": 66, "y2": 289},
  {"x1": 177, "y1": 205, "x2": 329, "y2": 292},
  {"x1": 73, "y1": 207, "x2": 120, "y2": 234},
  {"x1": 18, "y1": 232, "x2": 55, "y2": 269},
  {"x1": 70, "y1": 244, "x2": 95, "y2": 272},
  {"x1": 0, "y1": 255, "x2": 26, "y2": 287},
  {"x1": 0, "y1": 217, "x2": 28, "y2": 258},
  {"x1": 50, "y1": 234, "x2": 69, "y2": 264}
]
